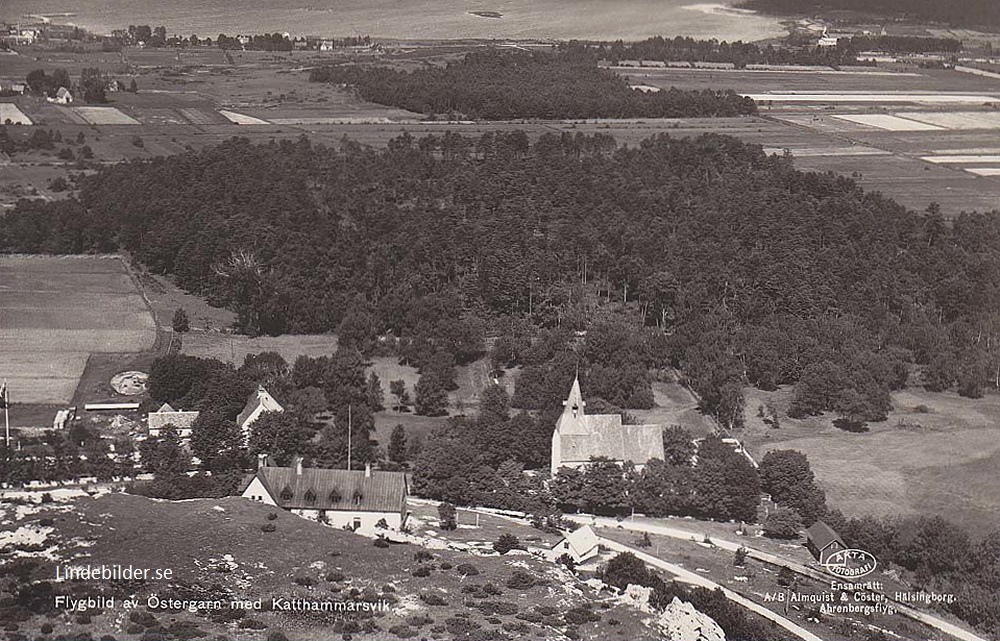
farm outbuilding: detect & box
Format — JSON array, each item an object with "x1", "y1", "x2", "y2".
[{"x1": 806, "y1": 520, "x2": 847, "y2": 564}]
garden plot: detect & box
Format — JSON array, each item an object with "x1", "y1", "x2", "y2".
[
  {"x1": 219, "y1": 110, "x2": 270, "y2": 125},
  {"x1": 745, "y1": 92, "x2": 1000, "y2": 104},
  {"x1": 893, "y1": 111, "x2": 1000, "y2": 130},
  {"x1": 831, "y1": 114, "x2": 945, "y2": 131},
  {"x1": 0, "y1": 103, "x2": 32, "y2": 125},
  {"x1": 72, "y1": 106, "x2": 140, "y2": 125}
]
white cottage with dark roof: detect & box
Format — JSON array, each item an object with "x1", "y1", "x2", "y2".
[
  {"x1": 147, "y1": 403, "x2": 199, "y2": 438},
  {"x1": 241, "y1": 457, "x2": 408, "y2": 537},
  {"x1": 550, "y1": 377, "x2": 664, "y2": 475}
]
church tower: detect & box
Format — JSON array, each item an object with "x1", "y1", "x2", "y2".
[{"x1": 551, "y1": 375, "x2": 590, "y2": 475}]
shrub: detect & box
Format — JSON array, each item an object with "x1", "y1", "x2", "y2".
[
  {"x1": 420, "y1": 593, "x2": 447, "y2": 606},
  {"x1": 238, "y1": 618, "x2": 266, "y2": 630},
  {"x1": 267, "y1": 512, "x2": 278, "y2": 521},
  {"x1": 293, "y1": 576, "x2": 316, "y2": 587},
  {"x1": 506, "y1": 570, "x2": 536, "y2": 589},
  {"x1": 438, "y1": 502, "x2": 457, "y2": 531},
  {"x1": 373, "y1": 538, "x2": 390, "y2": 548},
  {"x1": 40, "y1": 493, "x2": 53, "y2": 504},
  {"x1": 388, "y1": 625, "x2": 417, "y2": 639},
  {"x1": 412, "y1": 566, "x2": 431, "y2": 578},
  {"x1": 557, "y1": 553, "x2": 577, "y2": 572},
  {"x1": 39, "y1": 518, "x2": 55, "y2": 527},
  {"x1": 733, "y1": 546, "x2": 748, "y2": 567},
  {"x1": 635, "y1": 531, "x2": 652, "y2": 548},
  {"x1": 413, "y1": 550, "x2": 434, "y2": 563},
  {"x1": 777, "y1": 566, "x2": 795, "y2": 587},
  {"x1": 41, "y1": 624, "x2": 54, "y2": 634},
  {"x1": 564, "y1": 606, "x2": 600, "y2": 625},
  {"x1": 456, "y1": 563, "x2": 479, "y2": 577},
  {"x1": 261, "y1": 523, "x2": 276, "y2": 533},
  {"x1": 493, "y1": 534, "x2": 523, "y2": 555},
  {"x1": 763, "y1": 507, "x2": 803, "y2": 540},
  {"x1": 326, "y1": 571, "x2": 345, "y2": 582},
  {"x1": 439, "y1": 561, "x2": 452, "y2": 570}
]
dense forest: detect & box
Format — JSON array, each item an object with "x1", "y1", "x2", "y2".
[
  {"x1": 2, "y1": 132, "x2": 999, "y2": 430},
  {"x1": 740, "y1": 0, "x2": 1000, "y2": 29},
  {"x1": 309, "y1": 49, "x2": 756, "y2": 119}
]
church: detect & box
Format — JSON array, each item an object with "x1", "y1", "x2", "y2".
[{"x1": 550, "y1": 377, "x2": 665, "y2": 475}]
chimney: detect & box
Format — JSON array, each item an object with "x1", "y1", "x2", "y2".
[
  {"x1": 294, "y1": 456, "x2": 303, "y2": 475},
  {"x1": 364, "y1": 463, "x2": 371, "y2": 478},
  {"x1": 257, "y1": 453, "x2": 268, "y2": 469}
]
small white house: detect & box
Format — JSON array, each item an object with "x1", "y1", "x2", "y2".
[
  {"x1": 548, "y1": 525, "x2": 600, "y2": 565},
  {"x1": 237, "y1": 385, "x2": 283, "y2": 441},
  {"x1": 147, "y1": 403, "x2": 200, "y2": 439},
  {"x1": 49, "y1": 87, "x2": 73, "y2": 104},
  {"x1": 241, "y1": 457, "x2": 408, "y2": 537}
]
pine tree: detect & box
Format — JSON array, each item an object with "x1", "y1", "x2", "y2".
[
  {"x1": 172, "y1": 307, "x2": 190, "y2": 333},
  {"x1": 388, "y1": 424, "x2": 407, "y2": 464}
]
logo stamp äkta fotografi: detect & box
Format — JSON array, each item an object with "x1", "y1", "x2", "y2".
[{"x1": 822, "y1": 548, "x2": 878, "y2": 578}]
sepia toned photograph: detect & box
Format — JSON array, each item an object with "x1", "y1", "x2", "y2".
[{"x1": 0, "y1": 1, "x2": 998, "y2": 640}]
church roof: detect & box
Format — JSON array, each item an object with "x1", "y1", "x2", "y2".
[{"x1": 559, "y1": 421, "x2": 664, "y2": 465}]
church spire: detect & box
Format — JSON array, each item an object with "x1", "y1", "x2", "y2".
[{"x1": 563, "y1": 375, "x2": 585, "y2": 418}]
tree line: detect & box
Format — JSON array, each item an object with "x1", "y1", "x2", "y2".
[
  {"x1": 585, "y1": 35, "x2": 961, "y2": 68},
  {"x1": 2, "y1": 132, "x2": 999, "y2": 426},
  {"x1": 309, "y1": 48, "x2": 757, "y2": 119}
]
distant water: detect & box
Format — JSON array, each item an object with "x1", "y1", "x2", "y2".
[{"x1": 0, "y1": 0, "x2": 786, "y2": 42}]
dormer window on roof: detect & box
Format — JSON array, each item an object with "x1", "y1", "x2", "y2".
[
  {"x1": 328, "y1": 488, "x2": 342, "y2": 503},
  {"x1": 304, "y1": 489, "x2": 316, "y2": 505},
  {"x1": 280, "y1": 486, "x2": 294, "y2": 501},
  {"x1": 353, "y1": 491, "x2": 363, "y2": 506}
]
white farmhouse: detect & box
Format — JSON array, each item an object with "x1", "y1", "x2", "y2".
[
  {"x1": 241, "y1": 457, "x2": 408, "y2": 537},
  {"x1": 147, "y1": 402, "x2": 200, "y2": 439},
  {"x1": 237, "y1": 385, "x2": 283, "y2": 441}
]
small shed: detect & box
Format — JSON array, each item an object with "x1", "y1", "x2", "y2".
[
  {"x1": 806, "y1": 520, "x2": 847, "y2": 564},
  {"x1": 549, "y1": 525, "x2": 600, "y2": 565}
]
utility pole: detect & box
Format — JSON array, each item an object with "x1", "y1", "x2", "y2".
[{"x1": 3, "y1": 381, "x2": 9, "y2": 449}]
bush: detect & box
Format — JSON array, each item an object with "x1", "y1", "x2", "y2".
[
  {"x1": 763, "y1": 507, "x2": 802, "y2": 540},
  {"x1": 326, "y1": 571, "x2": 345, "y2": 582},
  {"x1": 564, "y1": 606, "x2": 600, "y2": 625},
  {"x1": 733, "y1": 546, "x2": 748, "y2": 567},
  {"x1": 419, "y1": 593, "x2": 447, "y2": 606},
  {"x1": 261, "y1": 523, "x2": 276, "y2": 533},
  {"x1": 293, "y1": 576, "x2": 316, "y2": 587},
  {"x1": 267, "y1": 512, "x2": 278, "y2": 520},
  {"x1": 413, "y1": 550, "x2": 434, "y2": 563},
  {"x1": 439, "y1": 561, "x2": 452, "y2": 570},
  {"x1": 506, "y1": 570, "x2": 536, "y2": 589},
  {"x1": 635, "y1": 532, "x2": 652, "y2": 548},
  {"x1": 41, "y1": 624, "x2": 54, "y2": 634},
  {"x1": 388, "y1": 625, "x2": 417, "y2": 639},
  {"x1": 456, "y1": 563, "x2": 479, "y2": 577},
  {"x1": 373, "y1": 538, "x2": 390, "y2": 548},
  {"x1": 40, "y1": 493, "x2": 53, "y2": 504},
  {"x1": 438, "y1": 502, "x2": 457, "y2": 531},
  {"x1": 412, "y1": 566, "x2": 432, "y2": 578},
  {"x1": 493, "y1": 534, "x2": 523, "y2": 555}
]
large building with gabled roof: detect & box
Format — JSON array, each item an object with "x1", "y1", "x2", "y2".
[
  {"x1": 551, "y1": 376, "x2": 665, "y2": 475},
  {"x1": 241, "y1": 457, "x2": 408, "y2": 537}
]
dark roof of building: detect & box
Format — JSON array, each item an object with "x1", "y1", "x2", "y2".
[
  {"x1": 559, "y1": 422, "x2": 665, "y2": 465},
  {"x1": 248, "y1": 466, "x2": 407, "y2": 513},
  {"x1": 806, "y1": 520, "x2": 844, "y2": 550}
]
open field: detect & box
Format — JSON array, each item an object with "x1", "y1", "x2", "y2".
[
  {"x1": 741, "y1": 386, "x2": 1000, "y2": 536},
  {"x1": 0, "y1": 255, "x2": 156, "y2": 405},
  {"x1": 0, "y1": 102, "x2": 31, "y2": 124}
]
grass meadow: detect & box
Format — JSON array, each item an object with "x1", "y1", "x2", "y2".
[{"x1": 742, "y1": 385, "x2": 1000, "y2": 536}]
